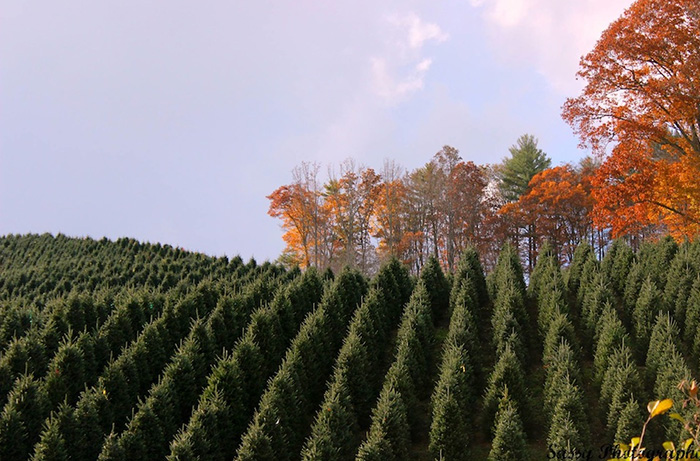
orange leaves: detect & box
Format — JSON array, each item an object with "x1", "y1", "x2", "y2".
[{"x1": 563, "y1": 0, "x2": 700, "y2": 240}]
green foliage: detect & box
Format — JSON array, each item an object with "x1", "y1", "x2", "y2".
[
  {"x1": 542, "y1": 312, "x2": 577, "y2": 365},
  {"x1": 301, "y1": 373, "x2": 358, "y2": 461},
  {"x1": 632, "y1": 276, "x2": 663, "y2": 360},
  {"x1": 0, "y1": 374, "x2": 49, "y2": 461},
  {"x1": 488, "y1": 388, "x2": 528, "y2": 461},
  {"x1": 452, "y1": 246, "x2": 489, "y2": 309},
  {"x1": 645, "y1": 312, "x2": 682, "y2": 384},
  {"x1": 601, "y1": 345, "x2": 644, "y2": 441},
  {"x1": 498, "y1": 134, "x2": 551, "y2": 202},
  {"x1": 663, "y1": 244, "x2": 697, "y2": 337},
  {"x1": 429, "y1": 343, "x2": 474, "y2": 461},
  {"x1": 355, "y1": 386, "x2": 410, "y2": 461},
  {"x1": 528, "y1": 241, "x2": 559, "y2": 301},
  {"x1": 483, "y1": 343, "x2": 528, "y2": 433},
  {"x1": 487, "y1": 243, "x2": 527, "y2": 303},
  {"x1": 592, "y1": 305, "x2": 629, "y2": 384},
  {"x1": 419, "y1": 255, "x2": 450, "y2": 320},
  {"x1": 566, "y1": 242, "x2": 594, "y2": 300}
]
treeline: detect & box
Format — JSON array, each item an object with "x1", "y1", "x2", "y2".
[{"x1": 267, "y1": 136, "x2": 648, "y2": 276}]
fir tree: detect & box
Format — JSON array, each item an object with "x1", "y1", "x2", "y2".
[
  {"x1": 0, "y1": 374, "x2": 49, "y2": 461},
  {"x1": 483, "y1": 343, "x2": 528, "y2": 433},
  {"x1": 301, "y1": 372, "x2": 358, "y2": 461},
  {"x1": 566, "y1": 242, "x2": 594, "y2": 301},
  {"x1": 429, "y1": 343, "x2": 473, "y2": 461},
  {"x1": 645, "y1": 312, "x2": 681, "y2": 385},
  {"x1": 592, "y1": 305, "x2": 628, "y2": 384},
  {"x1": 488, "y1": 388, "x2": 528, "y2": 461},
  {"x1": 542, "y1": 311, "x2": 577, "y2": 365},
  {"x1": 419, "y1": 255, "x2": 450, "y2": 320},
  {"x1": 528, "y1": 241, "x2": 559, "y2": 302},
  {"x1": 632, "y1": 276, "x2": 662, "y2": 360},
  {"x1": 355, "y1": 386, "x2": 409, "y2": 461},
  {"x1": 684, "y1": 276, "x2": 700, "y2": 350},
  {"x1": 452, "y1": 246, "x2": 489, "y2": 309}
]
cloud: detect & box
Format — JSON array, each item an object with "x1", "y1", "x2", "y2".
[
  {"x1": 389, "y1": 12, "x2": 449, "y2": 49},
  {"x1": 370, "y1": 12, "x2": 448, "y2": 103},
  {"x1": 470, "y1": 0, "x2": 634, "y2": 93}
]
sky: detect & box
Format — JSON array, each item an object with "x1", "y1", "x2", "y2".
[{"x1": 1, "y1": 0, "x2": 634, "y2": 262}]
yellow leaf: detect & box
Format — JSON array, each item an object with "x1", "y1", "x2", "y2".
[
  {"x1": 662, "y1": 441, "x2": 675, "y2": 452},
  {"x1": 669, "y1": 413, "x2": 684, "y2": 423},
  {"x1": 630, "y1": 437, "x2": 640, "y2": 448},
  {"x1": 684, "y1": 438, "x2": 693, "y2": 450},
  {"x1": 647, "y1": 399, "x2": 673, "y2": 418}
]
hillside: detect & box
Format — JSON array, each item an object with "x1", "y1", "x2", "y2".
[{"x1": 0, "y1": 233, "x2": 699, "y2": 460}]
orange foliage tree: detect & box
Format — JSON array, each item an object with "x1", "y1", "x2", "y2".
[
  {"x1": 501, "y1": 164, "x2": 597, "y2": 263},
  {"x1": 562, "y1": 0, "x2": 700, "y2": 239}
]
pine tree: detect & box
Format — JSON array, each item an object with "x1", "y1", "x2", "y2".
[
  {"x1": 566, "y1": 243, "x2": 594, "y2": 301},
  {"x1": 483, "y1": 343, "x2": 528, "y2": 433},
  {"x1": 663, "y1": 244, "x2": 697, "y2": 338},
  {"x1": 452, "y1": 246, "x2": 489, "y2": 309},
  {"x1": 632, "y1": 276, "x2": 662, "y2": 360},
  {"x1": 168, "y1": 389, "x2": 232, "y2": 461},
  {"x1": 613, "y1": 396, "x2": 644, "y2": 446},
  {"x1": 528, "y1": 241, "x2": 559, "y2": 302},
  {"x1": 301, "y1": 372, "x2": 358, "y2": 461},
  {"x1": 0, "y1": 374, "x2": 49, "y2": 461},
  {"x1": 592, "y1": 305, "x2": 628, "y2": 384},
  {"x1": 355, "y1": 386, "x2": 409, "y2": 461},
  {"x1": 645, "y1": 312, "x2": 681, "y2": 385},
  {"x1": 543, "y1": 340, "x2": 581, "y2": 417},
  {"x1": 684, "y1": 276, "x2": 700, "y2": 351},
  {"x1": 419, "y1": 255, "x2": 450, "y2": 320},
  {"x1": 542, "y1": 312, "x2": 577, "y2": 365},
  {"x1": 487, "y1": 243, "x2": 526, "y2": 303},
  {"x1": 429, "y1": 343, "x2": 473, "y2": 461},
  {"x1": 45, "y1": 336, "x2": 87, "y2": 407},
  {"x1": 487, "y1": 387, "x2": 528, "y2": 461},
  {"x1": 604, "y1": 352, "x2": 644, "y2": 441}
]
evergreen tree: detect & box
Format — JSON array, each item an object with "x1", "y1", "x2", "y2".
[
  {"x1": 542, "y1": 312, "x2": 577, "y2": 365},
  {"x1": 168, "y1": 389, "x2": 232, "y2": 461},
  {"x1": 429, "y1": 343, "x2": 473, "y2": 461},
  {"x1": 528, "y1": 241, "x2": 559, "y2": 302},
  {"x1": 419, "y1": 255, "x2": 450, "y2": 320},
  {"x1": 543, "y1": 341, "x2": 581, "y2": 417},
  {"x1": 566, "y1": 242, "x2": 594, "y2": 301},
  {"x1": 487, "y1": 388, "x2": 528, "y2": 461},
  {"x1": 632, "y1": 276, "x2": 662, "y2": 360},
  {"x1": 498, "y1": 133, "x2": 551, "y2": 202},
  {"x1": 663, "y1": 244, "x2": 697, "y2": 337},
  {"x1": 487, "y1": 243, "x2": 526, "y2": 303},
  {"x1": 452, "y1": 246, "x2": 489, "y2": 309},
  {"x1": 582, "y1": 275, "x2": 614, "y2": 348},
  {"x1": 483, "y1": 343, "x2": 528, "y2": 433},
  {"x1": 592, "y1": 305, "x2": 628, "y2": 384},
  {"x1": 604, "y1": 353, "x2": 644, "y2": 441},
  {"x1": 447, "y1": 277, "x2": 482, "y2": 382},
  {"x1": 684, "y1": 276, "x2": 700, "y2": 350},
  {"x1": 355, "y1": 386, "x2": 409, "y2": 461},
  {"x1": 645, "y1": 312, "x2": 681, "y2": 385},
  {"x1": 301, "y1": 373, "x2": 358, "y2": 461},
  {"x1": 0, "y1": 374, "x2": 49, "y2": 461},
  {"x1": 44, "y1": 336, "x2": 87, "y2": 407}
]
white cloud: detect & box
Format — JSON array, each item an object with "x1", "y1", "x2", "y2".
[
  {"x1": 470, "y1": 0, "x2": 634, "y2": 93},
  {"x1": 371, "y1": 12, "x2": 448, "y2": 103},
  {"x1": 389, "y1": 12, "x2": 449, "y2": 49}
]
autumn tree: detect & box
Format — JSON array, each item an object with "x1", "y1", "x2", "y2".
[
  {"x1": 562, "y1": 0, "x2": 700, "y2": 239},
  {"x1": 267, "y1": 162, "x2": 333, "y2": 269}
]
